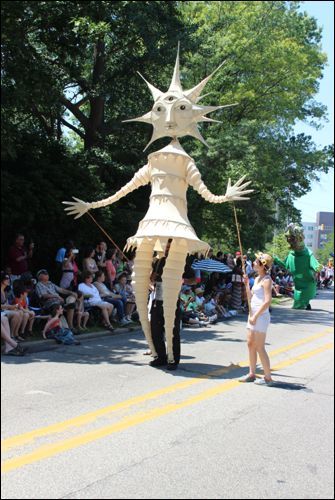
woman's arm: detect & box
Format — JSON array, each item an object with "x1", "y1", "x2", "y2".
[{"x1": 243, "y1": 275, "x2": 254, "y2": 301}]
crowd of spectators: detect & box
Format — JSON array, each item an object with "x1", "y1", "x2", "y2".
[{"x1": 2, "y1": 233, "x2": 332, "y2": 356}]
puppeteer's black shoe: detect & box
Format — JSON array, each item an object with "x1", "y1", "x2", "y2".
[
  {"x1": 149, "y1": 357, "x2": 167, "y2": 367},
  {"x1": 166, "y1": 362, "x2": 178, "y2": 371},
  {"x1": 305, "y1": 304, "x2": 312, "y2": 310}
]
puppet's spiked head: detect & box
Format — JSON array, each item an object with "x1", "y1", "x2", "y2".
[{"x1": 123, "y1": 43, "x2": 238, "y2": 150}]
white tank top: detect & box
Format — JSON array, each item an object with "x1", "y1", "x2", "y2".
[{"x1": 251, "y1": 276, "x2": 271, "y2": 312}]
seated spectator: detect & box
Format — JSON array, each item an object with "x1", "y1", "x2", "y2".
[
  {"x1": 75, "y1": 293, "x2": 90, "y2": 331},
  {"x1": 78, "y1": 271, "x2": 114, "y2": 330},
  {"x1": 194, "y1": 287, "x2": 206, "y2": 311},
  {"x1": 203, "y1": 290, "x2": 227, "y2": 319},
  {"x1": 194, "y1": 288, "x2": 216, "y2": 323},
  {"x1": 13, "y1": 285, "x2": 35, "y2": 337},
  {"x1": 42, "y1": 304, "x2": 80, "y2": 345},
  {"x1": 179, "y1": 286, "x2": 208, "y2": 326},
  {"x1": 1, "y1": 271, "x2": 25, "y2": 341},
  {"x1": 114, "y1": 273, "x2": 136, "y2": 321},
  {"x1": 93, "y1": 271, "x2": 130, "y2": 325},
  {"x1": 7, "y1": 233, "x2": 34, "y2": 281},
  {"x1": 35, "y1": 269, "x2": 78, "y2": 331},
  {"x1": 82, "y1": 247, "x2": 99, "y2": 277},
  {"x1": 1, "y1": 313, "x2": 27, "y2": 356}
]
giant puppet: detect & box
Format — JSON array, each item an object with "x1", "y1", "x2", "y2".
[
  {"x1": 63, "y1": 46, "x2": 253, "y2": 363},
  {"x1": 274, "y1": 223, "x2": 321, "y2": 310}
]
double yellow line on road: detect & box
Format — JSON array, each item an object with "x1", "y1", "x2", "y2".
[{"x1": 2, "y1": 328, "x2": 333, "y2": 473}]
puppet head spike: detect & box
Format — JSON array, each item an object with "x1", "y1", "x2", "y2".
[
  {"x1": 168, "y1": 42, "x2": 182, "y2": 93},
  {"x1": 137, "y1": 72, "x2": 163, "y2": 102},
  {"x1": 184, "y1": 60, "x2": 226, "y2": 103},
  {"x1": 122, "y1": 112, "x2": 152, "y2": 124},
  {"x1": 187, "y1": 125, "x2": 210, "y2": 148}
]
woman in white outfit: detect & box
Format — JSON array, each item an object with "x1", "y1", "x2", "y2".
[{"x1": 240, "y1": 253, "x2": 274, "y2": 386}]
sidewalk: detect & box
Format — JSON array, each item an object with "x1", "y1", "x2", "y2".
[
  {"x1": 2, "y1": 297, "x2": 295, "y2": 355},
  {"x1": 2, "y1": 324, "x2": 143, "y2": 355}
]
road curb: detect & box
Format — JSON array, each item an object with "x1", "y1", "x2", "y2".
[{"x1": 2, "y1": 326, "x2": 143, "y2": 355}]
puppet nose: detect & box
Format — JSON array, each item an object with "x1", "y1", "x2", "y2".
[{"x1": 166, "y1": 106, "x2": 176, "y2": 125}]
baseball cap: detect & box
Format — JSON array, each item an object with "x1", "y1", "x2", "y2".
[{"x1": 255, "y1": 252, "x2": 273, "y2": 270}]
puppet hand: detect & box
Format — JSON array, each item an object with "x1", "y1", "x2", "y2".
[
  {"x1": 224, "y1": 175, "x2": 253, "y2": 201},
  {"x1": 62, "y1": 197, "x2": 92, "y2": 219}
]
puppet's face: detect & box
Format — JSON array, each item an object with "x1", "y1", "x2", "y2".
[
  {"x1": 151, "y1": 91, "x2": 195, "y2": 138},
  {"x1": 124, "y1": 44, "x2": 237, "y2": 151},
  {"x1": 285, "y1": 223, "x2": 305, "y2": 250}
]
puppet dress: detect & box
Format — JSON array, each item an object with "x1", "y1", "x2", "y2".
[{"x1": 125, "y1": 141, "x2": 210, "y2": 255}]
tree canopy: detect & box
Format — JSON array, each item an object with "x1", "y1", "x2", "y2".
[{"x1": 1, "y1": 1, "x2": 333, "y2": 270}]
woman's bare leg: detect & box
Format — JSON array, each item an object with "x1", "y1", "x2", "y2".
[
  {"x1": 255, "y1": 331, "x2": 272, "y2": 380},
  {"x1": 82, "y1": 311, "x2": 89, "y2": 328},
  {"x1": 10, "y1": 311, "x2": 24, "y2": 338},
  {"x1": 1, "y1": 316, "x2": 18, "y2": 352},
  {"x1": 19, "y1": 312, "x2": 29, "y2": 335},
  {"x1": 247, "y1": 329, "x2": 257, "y2": 376},
  {"x1": 27, "y1": 311, "x2": 35, "y2": 332}
]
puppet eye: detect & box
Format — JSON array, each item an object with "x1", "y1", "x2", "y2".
[
  {"x1": 180, "y1": 105, "x2": 186, "y2": 110},
  {"x1": 157, "y1": 107, "x2": 162, "y2": 112}
]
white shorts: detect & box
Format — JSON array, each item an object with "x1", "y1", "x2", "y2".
[{"x1": 247, "y1": 310, "x2": 270, "y2": 334}]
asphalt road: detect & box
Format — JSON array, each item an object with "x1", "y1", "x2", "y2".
[{"x1": 1, "y1": 289, "x2": 334, "y2": 499}]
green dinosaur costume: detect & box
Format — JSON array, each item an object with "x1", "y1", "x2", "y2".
[{"x1": 274, "y1": 223, "x2": 320, "y2": 310}]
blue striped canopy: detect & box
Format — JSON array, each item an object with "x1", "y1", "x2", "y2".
[{"x1": 191, "y1": 259, "x2": 232, "y2": 274}]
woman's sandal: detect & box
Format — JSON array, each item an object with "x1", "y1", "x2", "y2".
[
  {"x1": 238, "y1": 374, "x2": 256, "y2": 383},
  {"x1": 103, "y1": 323, "x2": 114, "y2": 331}
]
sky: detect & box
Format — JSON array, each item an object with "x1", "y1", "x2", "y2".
[{"x1": 293, "y1": 1, "x2": 334, "y2": 222}]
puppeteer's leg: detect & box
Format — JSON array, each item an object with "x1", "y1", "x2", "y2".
[
  {"x1": 132, "y1": 240, "x2": 157, "y2": 357},
  {"x1": 162, "y1": 239, "x2": 187, "y2": 364}
]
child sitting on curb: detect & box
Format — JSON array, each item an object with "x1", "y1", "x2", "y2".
[{"x1": 42, "y1": 304, "x2": 80, "y2": 345}]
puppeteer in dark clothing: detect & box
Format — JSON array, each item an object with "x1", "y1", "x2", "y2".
[{"x1": 150, "y1": 253, "x2": 181, "y2": 371}]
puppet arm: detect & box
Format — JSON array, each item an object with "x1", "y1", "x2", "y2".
[
  {"x1": 63, "y1": 164, "x2": 150, "y2": 219},
  {"x1": 310, "y1": 253, "x2": 322, "y2": 272},
  {"x1": 273, "y1": 256, "x2": 288, "y2": 269},
  {"x1": 186, "y1": 161, "x2": 253, "y2": 203}
]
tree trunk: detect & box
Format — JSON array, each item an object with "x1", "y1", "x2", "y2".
[{"x1": 84, "y1": 38, "x2": 105, "y2": 150}]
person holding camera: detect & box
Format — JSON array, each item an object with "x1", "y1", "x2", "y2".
[
  {"x1": 60, "y1": 248, "x2": 80, "y2": 290},
  {"x1": 7, "y1": 233, "x2": 34, "y2": 281}
]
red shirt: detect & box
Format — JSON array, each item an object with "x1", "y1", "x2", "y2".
[
  {"x1": 14, "y1": 297, "x2": 28, "y2": 309},
  {"x1": 8, "y1": 245, "x2": 29, "y2": 275}
]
